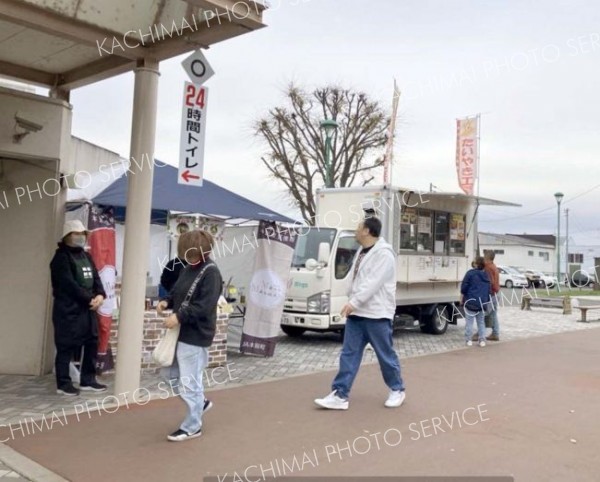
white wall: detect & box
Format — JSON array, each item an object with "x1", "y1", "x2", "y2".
[
  {"x1": 484, "y1": 244, "x2": 555, "y2": 273},
  {"x1": 0, "y1": 159, "x2": 64, "y2": 374},
  {"x1": 0, "y1": 88, "x2": 72, "y2": 375}
]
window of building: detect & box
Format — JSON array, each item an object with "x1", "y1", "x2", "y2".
[
  {"x1": 528, "y1": 250, "x2": 534, "y2": 256},
  {"x1": 539, "y1": 251, "x2": 549, "y2": 261},
  {"x1": 494, "y1": 249, "x2": 505, "y2": 255}
]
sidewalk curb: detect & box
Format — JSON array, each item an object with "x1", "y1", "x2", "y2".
[{"x1": 0, "y1": 444, "x2": 68, "y2": 482}]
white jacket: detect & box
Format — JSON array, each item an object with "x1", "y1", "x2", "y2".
[{"x1": 348, "y1": 238, "x2": 397, "y2": 320}]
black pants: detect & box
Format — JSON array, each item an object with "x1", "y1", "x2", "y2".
[{"x1": 55, "y1": 339, "x2": 98, "y2": 389}]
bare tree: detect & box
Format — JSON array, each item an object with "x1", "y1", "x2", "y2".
[{"x1": 255, "y1": 84, "x2": 390, "y2": 224}]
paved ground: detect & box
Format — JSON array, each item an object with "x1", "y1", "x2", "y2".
[
  {"x1": 2, "y1": 324, "x2": 600, "y2": 482},
  {"x1": 1, "y1": 299, "x2": 599, "y2": 481}
]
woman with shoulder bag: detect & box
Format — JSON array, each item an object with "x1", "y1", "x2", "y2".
[{"x1": 156, "y1": 230, "x2": 223, "y2": 442}]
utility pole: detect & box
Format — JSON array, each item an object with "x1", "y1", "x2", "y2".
[{"x1": 565, "y1": 208, "x2": 569, "y2": 277}]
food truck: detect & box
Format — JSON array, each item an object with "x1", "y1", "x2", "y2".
[{"x1": 280, "y1": 185, "x2": 516, "y2": 337}]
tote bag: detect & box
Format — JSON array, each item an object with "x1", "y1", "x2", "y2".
[{"x1": 152, "y1": 263, "x2": 215, "y2": 367}]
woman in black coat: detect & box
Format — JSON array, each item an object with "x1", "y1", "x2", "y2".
[{"x1": 50, "y1": 220, "x2": 107, "y2": 396}]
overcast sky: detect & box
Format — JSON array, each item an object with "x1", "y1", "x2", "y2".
[{"x1": 67, "y1": 0, "x2": 600, "y2": 261}]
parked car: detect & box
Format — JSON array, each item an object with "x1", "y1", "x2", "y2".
[
  {"x1": 564, "y1": 271, "x2": 592, "y2": 287},
  {"x1": 497, "y1": 265, "x2": 528, "y2": 288},
  {"x1": 510, "y1": 266, "x2": 542, "y2": 288},
  {"x1": 541, "y1": 272, "x2": 558, "y2": 288}
]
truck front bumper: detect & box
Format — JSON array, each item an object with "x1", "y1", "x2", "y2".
[{"x1": 281, "y1": 312, "x2": 345, "y2": 331}]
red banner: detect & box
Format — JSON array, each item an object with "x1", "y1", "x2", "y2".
[
  {"x1": 455, "y1": 117, "x2": 478, "y2": 195},
  {"x1": 87, "y1": 206, "x2": 116, "y2": 371}
]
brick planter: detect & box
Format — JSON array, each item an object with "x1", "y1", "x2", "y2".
[{"x1": 106, "y1": 310, "x2": 229, "y2": 374}]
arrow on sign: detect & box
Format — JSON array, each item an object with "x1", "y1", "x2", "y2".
[{"x1": 181, "y1": 170, "x2": 201, "y2": 183}]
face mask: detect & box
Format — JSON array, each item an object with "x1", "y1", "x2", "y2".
[{"x1": 71, "y1": 235, "x2": 86, "y2": 248}]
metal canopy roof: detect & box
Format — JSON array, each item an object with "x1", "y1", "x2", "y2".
[{"x1": 0, "y1": 0, "x2": 265, "y2": 90}]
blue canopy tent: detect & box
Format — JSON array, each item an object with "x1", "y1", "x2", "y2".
[{"x1": 92, "y1": 163, "x2": 295, "y2": 224}]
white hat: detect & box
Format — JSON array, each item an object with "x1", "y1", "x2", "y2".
[{"x1": 61, "y1": 219, "x2": 89, "y2": 240}]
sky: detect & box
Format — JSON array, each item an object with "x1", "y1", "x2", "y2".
[{"x1": 65, "y1": 0, "x2": 600, "y2": 263}]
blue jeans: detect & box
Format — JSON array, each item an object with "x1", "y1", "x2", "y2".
[
  {"x1": 488, "y1": 295, "x2": 500, "y2": 336},
  {"x1": 332, "y1": 316, "x2": 404, "y2": 400},
  {"x1": 464, "y1": 307, "x2": 486, "y2": 342},
  {"x1": 161, "y1": 342, "x2": 208, "y2": 434}
]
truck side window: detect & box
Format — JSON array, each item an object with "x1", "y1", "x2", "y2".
[{"x1": 335, "y1": 237, "x2": 360, "y2": 279}]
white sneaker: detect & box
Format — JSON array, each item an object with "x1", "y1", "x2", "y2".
[
  {"x1": 479, "y1": 340, "x2": 486, "y2": 348},
  {"x1": 385, "y1": 390, "x2": 406, "y2": 408},
  {"x1": 466, "y1": 340, "x2": 473, "y2": 347},
  {"x1": 314, "y1": 391, "x2": 349, "y2": 410}
]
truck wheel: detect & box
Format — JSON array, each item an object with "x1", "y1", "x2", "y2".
[
  {"x1": 505, "y1": 280, "x2": 513, "y2": 289},
  {"x1": 281, "y1": 325, "x2": 306, "y2": 337},
  {"x1": 422, "y1": 305, "x2": 449, "y2": 335}
]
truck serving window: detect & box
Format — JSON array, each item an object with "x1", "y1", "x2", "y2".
[
  {"x1": 335, "y1": 236, "x2": 360, "y2": 279},
  {"x1": 291, "y1": 228, "x2": 336, "y2": 267},
  {"x1": 400, "y1": 207, "x2": 418, "y2": 250},
  {"x1": 417, "y1": 209, "x2": 433, "y2": 252},
  {"x1": 434, "y1": 212, "x2": 450, "y2": 255},
  {"x1": 449, "y1": 213, "x2": 466, "y2": 255}
]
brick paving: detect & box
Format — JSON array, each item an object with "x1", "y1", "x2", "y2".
[{"x1": 1, "y1": 302, "x2": 600, "y2": 480}]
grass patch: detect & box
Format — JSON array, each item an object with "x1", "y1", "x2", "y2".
[{"x1": 544, "y1": 289, "x2": 600, "y2": 297}]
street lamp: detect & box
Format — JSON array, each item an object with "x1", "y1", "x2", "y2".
[
  {"x1": 320, "y1": 118, "x2": 338, "y2": 188},
  {"x1": 554, "y1": 192, "x2": 564, "y2": 287}
]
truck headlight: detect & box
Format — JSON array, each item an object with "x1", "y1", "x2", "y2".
[{"x1": 307, "y1": 291, "x2": 330, "y2": 313}]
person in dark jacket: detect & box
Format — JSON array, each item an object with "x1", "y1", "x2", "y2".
[
  {"x1": 157, "y1": 230, "x2": 223, "y2": 442},
  {"x1": 50, "y1": 220, "x2": 107, "y2": 396},
  {"x1": 159, "y1": 257, "x2": 188, "y2": 296},
  {"x1": 461, "y1": 256, "x2": 491, "y2": 348}
]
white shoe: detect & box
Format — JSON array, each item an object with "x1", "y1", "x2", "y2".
[
  {"x1": 314, "y1": 391, "x2": 349, "y2": 410},
  {"x1": 466, "y1": 340, "x2": 473, "y2": 347},
  {"x1": 385, "y1": 390, "x2": 406, "y2": 408},
  {"x1": 479, "y1": 340, "x2": 486, "y2": 348}
]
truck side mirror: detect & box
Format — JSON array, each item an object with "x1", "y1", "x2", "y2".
[
  {"x1": 318, "y1": 242, "x2": 330, "y2": 264},
  {"x1": 305, "y1": 258, "x2": 319, "y2": 271}
]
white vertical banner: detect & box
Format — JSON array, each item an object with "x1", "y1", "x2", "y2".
[
  {"x1": 241, "y1": 221, "x2": 298, "y2": 357},
  {"x1": 179, "y1": 82, "x2": 208, "y2": 186},
  {"x1": 383, "y1": 79, "x2": 401, "y2": 185}
]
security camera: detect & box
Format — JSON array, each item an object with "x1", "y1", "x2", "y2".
[{"x1": 15, "y1": 114, "x2": 43, "y2": 133}]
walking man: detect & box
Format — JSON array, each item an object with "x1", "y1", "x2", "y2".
[{"x1": 314, "y1": 217, "x2": 405, "y2": 410}]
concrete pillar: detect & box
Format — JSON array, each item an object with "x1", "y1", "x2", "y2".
[{"x1": 114, "y1": 58, "x2": 160, "y2": 398}]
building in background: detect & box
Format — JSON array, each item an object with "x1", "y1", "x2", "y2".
[{"x1": 479, "y1": 232, "x2": 556, "y2": 273}]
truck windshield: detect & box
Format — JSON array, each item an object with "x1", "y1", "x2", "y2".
[{"x1": 291, "y1": 228, "x2": 337, "y2": 267}]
